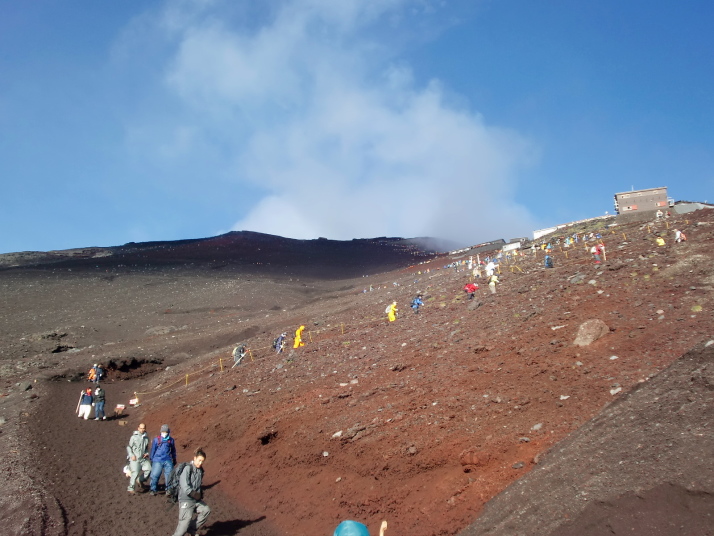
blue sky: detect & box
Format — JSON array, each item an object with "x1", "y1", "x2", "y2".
[{"x1": 1, "y1": 0, "x2": 712, "y2": 254}]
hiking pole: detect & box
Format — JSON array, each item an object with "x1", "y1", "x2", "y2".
[{"x1": 75, "y1": 392, "x2": 82, "y2": 415}]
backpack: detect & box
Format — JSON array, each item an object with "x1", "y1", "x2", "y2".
[
  {"x1": 166, "y1": 462, "x2": 189, "y2": 504},
  {"x1": 385, "y1": 305, "x2": 391, "y2": 314}
]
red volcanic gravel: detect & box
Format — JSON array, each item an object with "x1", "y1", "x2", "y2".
[{"x1": 1, "y1": 213, "x2": 713, "y2": 536}]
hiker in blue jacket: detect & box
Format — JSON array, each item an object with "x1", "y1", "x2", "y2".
[
  {"x1": 410, "y1": 294, "x2": 424, "y2": 314},
  {"x1": 149, "y1": 424, "x2": 177, "y2": 495}
]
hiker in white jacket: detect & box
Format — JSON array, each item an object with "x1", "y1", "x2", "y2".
[{"x1": 126, "y1": 423, "x2": 151, "y2": 493}]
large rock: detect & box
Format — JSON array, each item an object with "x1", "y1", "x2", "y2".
[{"x1": 573, "y1": 319, "x2": 609, "y2": 346}]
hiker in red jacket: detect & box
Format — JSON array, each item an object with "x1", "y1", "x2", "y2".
[{"x1": 463, "y1": 283, "x2": 478, "y2": 300}]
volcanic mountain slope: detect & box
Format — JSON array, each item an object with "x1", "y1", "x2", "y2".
[
  {"x1": 0, "y1": 231, "x2": 444, "y2": 279},
  {"x1": 1, "y1": 211, "x2": 712, "y2": 536}
]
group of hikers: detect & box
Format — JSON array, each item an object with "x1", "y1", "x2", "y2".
[
  {"x1": 124, "y1": 422, "x2": 210, "y2": 536},
  {"x1": 77, "y1": 364, "x2": 108, "y2": 420},
  {"x1": 77, "y1": 368, "x2": 211, "y2": 535},
  {"x1": 122, "y1": 419, "x2": 388, "y2": 535}
]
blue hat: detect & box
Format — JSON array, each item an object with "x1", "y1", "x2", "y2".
[{"x1": 334, "y1": 520, "x2": 370, "y2": 536}]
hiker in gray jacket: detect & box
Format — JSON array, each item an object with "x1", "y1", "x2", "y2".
[
  {"x1": 126, "y1": 423, "x2": 151, "y2": 493},
  {"x1": 171, "y1": 448, "x2": 211, "y2": 536}
]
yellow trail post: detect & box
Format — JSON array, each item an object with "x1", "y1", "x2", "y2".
[
  {"x1": 623, "y1": 233, "x2": 627, "y2": 240},
  {"x1": 309, "y1": 331, "x2": 313, "y2": 342},
  {"x1": 219, "y1": 358, "x2": 223, "y2": 372},
  {"x1": 565, "y1": 251, "x2": 569, "y2": 259},
  {"x1": 249, "y1": 349, "x2": 254, "y2": 362},
  {"x1": 185, "y1": 374, "x2": 189, "y2": 386},
  {"x1": 666, "y1": 222, "x2": 670, "y2": 229},
  {"x1": 341, "y1": 323, "x2": 344, "y2": 335}
]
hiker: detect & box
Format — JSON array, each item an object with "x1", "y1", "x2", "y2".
[
  {"x1": 231, "y1": 344, "x2": 246, "y2": 367},
  {"x1": 77, "y1": 388, "x2": 93, "y2": 420},
  {"x1": 126, "y1": 423, "x2": 151, "y2": 494},
  {"x1": 411, "y1": 294, "x2": 424, "y2": 314},
  {"x1": 485, "y1": 261, "x2": 496, "y2": 277},
  {"x1": 87, "y1": 365, "x2": 97, "y2": 383},
  {"x1": 463, "y1": 283, "x2": 478, "y2": 299},
  {"x1": 95, "y1": 364, "x2": 104, "y2": 383},
  {"x1": 274, "y1": 332, "x2": 287, "y2": 353},
  {"x1": 386, "y1": 301, "x2": 398, "y2": 322},
  {"x1": 655, "y1": 209, "x2": 663, "y2": 220},
  {"x1": 656, "y1": 236, "x2": 666, "y2": 247},
  {"x1": 674, "y1": 229, "x2": 687, "y2": 243},
  {"x1": 149, "y1": 424, "x2": 177, "y2": 495},
  {"x1": 487, "y1": 274, "x2": 499, "y2": 294},
  {"x1": 544, "y1": 255, "x2": 554, "y2": 268},
  {"x1": 293, "y1": 325, "x2": 306, "y2": 349},
  {"x1": 170, "y1": 448, "x2": 211, "y2": 536},
  {"x1": 334, "y1": 520, "x2": 388, "y2": 536},
  {"x1": 93, "y1": 385, "x2": 106, "y2": 420},
  {"x1": 590, "y1": 243, "x2": 603, "y2": 264}
]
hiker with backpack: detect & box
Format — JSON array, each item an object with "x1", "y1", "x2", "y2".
[
  {"x1": 274, "y1": 333, "x2": 287, "y2": 354},
  {"x1": 169, "y1": 448, "x2": 211, "y2": 536},
  {"x1": 126, "y1": 423, "x2": 151, "y2": 494},
  {"x1": 231, "y1": 344, "x2": 247, "y2": 368},
  {"x1": 410, "y1": 294, "x2": 424, "y2": 314},
  {"x1": 386, "y1": 301, "x2": 398, "y2": 322},
  {"x1": 94, "y1": 364, "x2": 105, "y2": 383},
  {"x1": 149, "y1": 424, "x2": 177, "y2": 495}
]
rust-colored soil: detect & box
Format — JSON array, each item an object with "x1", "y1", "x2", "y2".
[{"x1": 1, "y1": 216, "x2": 712, "y2": 536}]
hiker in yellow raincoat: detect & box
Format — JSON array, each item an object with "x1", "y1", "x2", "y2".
[
  {"x1": 293, "y1": 325, "x2": 306, "y2": 348},
  {"x1": 387, "y1": 301, "x2": 398, "y2": 322}
]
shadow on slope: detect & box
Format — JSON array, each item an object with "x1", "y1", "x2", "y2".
[{"x1": 459, "y1": 340, "x2": 714, "y2": 536}]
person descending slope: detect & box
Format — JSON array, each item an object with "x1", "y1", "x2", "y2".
[
  {"x1": 126, "y1": 423, "x2": 151, "y2": 494},
  {"x1": 274, "y1": 332, "x2": 287, "y2": 354},
  {"x1": 149, "y1": 424, "x2": 177, "y2": 495},
  {"x1": 231, "y1": 344, "x2": 247, "y2": 368},
  {"x1": 386, "y1": 301, "x2": 398, "y2": 322},
  {"x1": 410, "y1": 294, "x2": 424, "y2": 314},
  {"x1": 170, "y1": 448, "x2": 211, "y2": 536},
  {"x1": 463, "y1": 283, "x2": 478, "y2": 299},
  {"x1": 293, "y1": 325, "x2": 306, "y2": 348},
  {"x1": 77, "y1": 388, "x2": 93, "y2": 420}
]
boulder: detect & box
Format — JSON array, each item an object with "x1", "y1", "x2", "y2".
[{"x1": 573, "y1": 319, "x2": 610, "y2": 346}]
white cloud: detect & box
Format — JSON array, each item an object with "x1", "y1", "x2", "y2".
[{"x1": 136, "y1": 0, "x2": 539, "y2": 245}]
